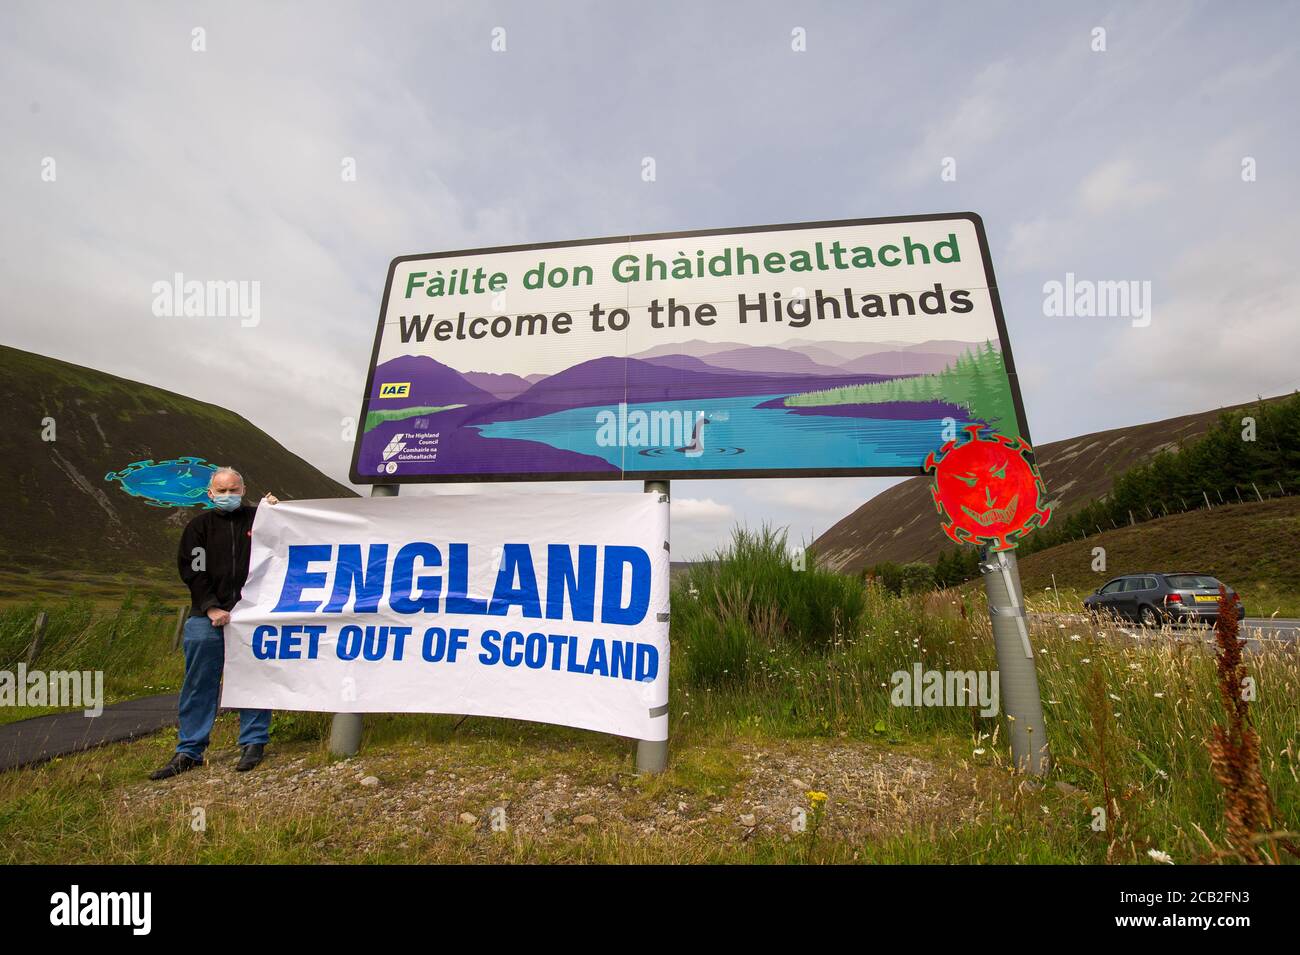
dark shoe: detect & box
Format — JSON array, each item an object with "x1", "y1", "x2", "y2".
[
  {"x1": 236, "y1": 743, "x2": 265, "y2": 772},
  {"x1": 149, "y1": 753, "x2": 203, "y2": 780}
]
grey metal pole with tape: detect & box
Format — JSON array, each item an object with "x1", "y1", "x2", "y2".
[
  {"x1": 980, "y1": 546, "x2": 1050, "y2": 775},
  {"x1": 636, "y1": 479, "x2": 670, "y2": 775},
  {"x1": 328, "y1": 483, "x2": 399, "y2": 757}
]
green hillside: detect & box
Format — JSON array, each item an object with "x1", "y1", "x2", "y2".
[
  {"x1": 1, "y1": 344, "x2": 357, "y2": 601},
  {"x1": 1016, "y1": 496, "x2": 1300, "y2": 618}
]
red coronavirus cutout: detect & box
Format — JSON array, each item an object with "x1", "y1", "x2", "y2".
[{"x1": 923, "y1": 426, "x2": 1052, "y2": 551}]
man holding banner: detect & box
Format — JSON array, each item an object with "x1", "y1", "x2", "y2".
[
  {"x1": 150, "y1": 467, "x2": 279, "y2": 780},
  {"x1": 218, "y1": 492, "x2": 671, "y2": 747}
]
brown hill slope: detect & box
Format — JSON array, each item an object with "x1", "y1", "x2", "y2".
[
  {"x1": 2, "y1": 344, "x2": 357, "y2": 573},
  {"x1": 813, "y1": 396, "x2": 1286, "y2": 573}
]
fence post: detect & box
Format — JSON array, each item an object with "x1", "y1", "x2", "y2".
[
  {"x1": 105, "y1": 606, "x2": 121, "y2": 649},
  {"x1": 636, "y1": 479, "x2": 670, "y2": 775},
  {"x1": 25, "y1": 612, "x2": 49, "y2": 666},
  {"x1": 171, "y1": 605, "x2": 187, "y2": 651},
  {"x1": 328, "y1": 483, "x2": 399, "y2": 757},
  {"x1": 1252, "y1": 483, "x2": 1263, "y2": 502}
]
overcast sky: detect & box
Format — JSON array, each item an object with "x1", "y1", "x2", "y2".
[{"x1": 3, "y1": 2, "x2": 1296, "y2": 558}]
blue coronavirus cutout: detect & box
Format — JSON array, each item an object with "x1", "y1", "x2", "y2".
[{"x1": 104, "y1": 457, "x2": 218, "y2": 508}]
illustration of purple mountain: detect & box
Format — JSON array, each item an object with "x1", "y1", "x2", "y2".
[
  {"x1": 367, "y1": 354, "x2": 896, "y2": 426},
  {"x1": 780, "y1": 339, "x2": 984, "y2": 366},
  {"x1": 627, "y1": 339, "x2": 988, "y2": 378},
  {"x1": 638, "y1": 353, "x2": 781, "y2": 377},
  {"x1": 630, "y1": 340, "x2": 750, "y2": 360},
  {"x1": 369, "y1": 355, "x2": 494, "y2": 406},
  {"x1": 692, "y1": 346, "x2": 842, "y2": 376},
  {"x1": 632, "y1": 341, "x2": 855, "y2": 372},
  {"x1": 502, "y1": 356, "x2": 890, "y2": 416},
  {"x1": 461, "y1": 370, "x2": 536, "y2": 401},
  {"x1": 781, "y1": 343, "x2": 851, "y2": 367},
  {"x1": 835, "y1": 351, "x2": 958, "y2": 375}
]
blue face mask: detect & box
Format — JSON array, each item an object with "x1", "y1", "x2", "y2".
[{"x1": 211, "y1": 494, "x2": 242, "y2": 512}]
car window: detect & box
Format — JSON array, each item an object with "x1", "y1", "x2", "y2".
[
  {"x1": 1123, "y1": 578, "x2": 1150, "y2": 592},
  {"x1": 1166, "y1": 574, "x2": 1221, "y2": 590},
  {"x1": 1100, "y1": 580, "x2": 1125, "y2": 595}
]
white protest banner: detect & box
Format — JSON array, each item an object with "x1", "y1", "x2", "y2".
[{"x1": 222, "y1": 493, "x2": 670, "y2": 740}]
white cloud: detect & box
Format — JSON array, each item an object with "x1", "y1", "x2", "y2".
[
  {"x1": 1093, "y1": 222, "x2": 1300, "y2": 410},
  {"x1": 1003, "y1": 217, "x2": 1068, "y2": 273},
  {"x1": 669, "y1": 497, "x2": 738, "y2": 559},
  {"x1": 749, "y1": 481, "x2": 866, "y2": 516},
  {"x1": 1078, "y1": 158, "x2": 1169, "y2": 214},
  {"x1": 672, "y1": 497, "x2": 735, "y2": 521},
  {"x1": 902, "y1": 60, "x2": 1013, "y2": 186}
]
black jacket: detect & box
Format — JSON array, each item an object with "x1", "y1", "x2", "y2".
[{"x1": 177, "y1": 504, "x2": 259, "y2": 616}]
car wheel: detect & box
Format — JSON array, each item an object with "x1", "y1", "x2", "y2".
[{"x1": 1139, "y1": 605, "x2": 1160, "y2": 628}]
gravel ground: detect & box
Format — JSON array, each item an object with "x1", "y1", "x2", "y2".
[{"x1": 125, "y1": 738, "x2": 983, "y2": 850}]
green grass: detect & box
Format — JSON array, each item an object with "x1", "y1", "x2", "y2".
[
  {"x1": 0, "y1": 563, "x2": 187, "y2": 610},
  {"x1": 1, "y1": 529, "x2": 1296, "y2": 863},
  {"x1": 362, "y1": 404, "x2": 465, "y2": 433}
]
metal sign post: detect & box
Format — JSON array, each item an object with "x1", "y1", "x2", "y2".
[
  {"x1": 328, "y1": 483, "x2": 398, "y2": 757},
  {"x1": 636, "y1": 479, "x2": 670, "y2": 775},
  {"x1": 979, "y1": 546, "x2": 1050, "y2": 775}
]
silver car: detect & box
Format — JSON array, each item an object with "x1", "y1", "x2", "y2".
[{"x1": 1083, "y1": 572, "x2": 1246, "y2": 627}]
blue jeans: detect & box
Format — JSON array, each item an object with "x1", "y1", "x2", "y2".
[{"x1": 177, "y1": 615, "x2": 271, "y2": 759}]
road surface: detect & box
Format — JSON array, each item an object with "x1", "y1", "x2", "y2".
[
  {"x1": 1240, "y1": 617, "x2": 1300, "y2": 641},
  {"x1": 1029, "y1": 612, "x2": 1297, "y2": 650}
]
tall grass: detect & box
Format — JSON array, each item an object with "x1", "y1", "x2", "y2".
[
  {"x1": 669, "y1": 528, "x2": 1299, "y2": 862},
  {"x1": 674, "y1": 526, "x2": 866, "y2": 686},
  {"x1": 0, "y1": 594, "x2": 183, "y2": 721}
]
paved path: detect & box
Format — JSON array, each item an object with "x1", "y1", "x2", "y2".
[{"x1": 0, "y1": 693, "x2": 178, "y2": 772}]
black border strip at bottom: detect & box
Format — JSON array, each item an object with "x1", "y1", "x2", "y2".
[{"x1": 12, "y1": 863, "x2": 1284, "y2": 939}]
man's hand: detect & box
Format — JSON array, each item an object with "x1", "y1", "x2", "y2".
[
  {"x1": 262, "y1": 493, "x2": 279, "y2": 505},
  {"x1": 206, "y1": 607, "x2": 231, "y2": 627}
]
